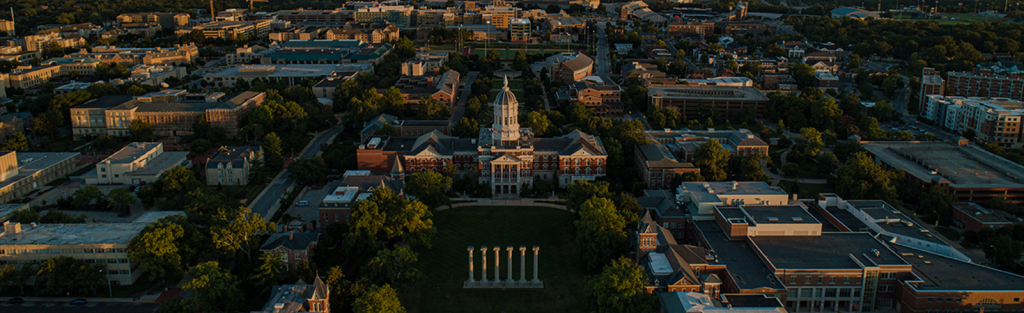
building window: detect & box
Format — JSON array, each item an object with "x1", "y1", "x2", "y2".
[
  {"x1": 844, "y1": 277, "x2": 850, "y2": 284},
  {"x1": 878, "y1": 284, "x2": 894, "y2": 292},
  {"x1": 805, "y1": 276, "x2": 811, "y2": 284},
  {"x1": 818, "y1": 276, "x2": 823, "y2": 284},
  {"x1": 879, "y1": 272, "x2": 896, "y2": 279},
  {"x1": 790, "y1": 276, "x2": 797, "y2": 284},
  {"x1": 829, "y1": 276, "x2": 835, "y2": 284},
  {"x1": 824, "y1": 288, "x2": 837, "y2": 298}
]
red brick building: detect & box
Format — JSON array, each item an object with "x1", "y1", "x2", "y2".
[
  {"x1": 947, "y1": 69, "x2": 1024, "y2": 100},
  {"x1": 951, "y1": 202, "x2": 1015, "y2": 232}
]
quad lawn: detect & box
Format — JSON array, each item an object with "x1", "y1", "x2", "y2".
[{"x1": 401, "y1": 206, "x2": 587, "y2": 313}]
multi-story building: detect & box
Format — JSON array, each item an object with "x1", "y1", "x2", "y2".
[
  {"x1": 509, "y1": 18, "x2": 530, "y2": 42},
  {"x1": 215, "y1": 8, "x2": 248, "y2": 21},
  {"x1": 71, "y1": 44, "x2": 199, "y2": 66},
  {"x1": 557, "y1": 80, "x2": 624, "y2": 116},
  {"x1": 206, "y1": 146, "x2": 262, "y2": 186},
  {"x1": 39, "y1": 57, "x2": 102, "y2": 76},
  {"x1": 400, "y1": 52, "x2": 448, "y2": 76},
  {"x1": 635, "y1": 144, "x2": 699, "y2": 189},
  {"x1": 324, "y1": 22, "x2": 398, "y2": 43},
  {"x1": 357, "y1": 77, "x2": 609, "y2": 195},
  {"x1": 645, "y1": 128, "x2": 769, "y2": 163},
  {"x1": 951, "y1": 202, "x2": 1015, "y2": 232},
  {"x1": 205, "y1": 63, "x2": 372, "y2": 88},
  {"x1": 668, "y1": 20, "x2": 714, "y2": 38},
  {"x1": 274, "y1": 8, "x2": 353, "y2": 25},
  {"x1": 480, "y1": 4, "x2": 522, "y2": 29},
  {"x1": 546, "y1": 52, "x2": 594, "y2": 84},
  {"x1": 71, "y1": 90, "x2": 267, "y2": 140},
  {"x1": 319, "y1": 171, "x2": 403, "y2": 227},
  {"x1": 116, "y1": 12, "x2": 190, "y2": 30},
  {"x1": 390, "y1": 69, "x2": 460, "y2": 108},
  {"x1": 190, "y1": 20, "x2": 272, "y2": 40},
  {"x1": 225, "y1": 45, "x2": 271, "y2": 65},
  {"x1": 253, "y1": 277, "x2": 329, "y2": 313},
  {"x1": 259, "y1": 226, "x2": 319, "y2": 270},
  {"x1": 0, "y1": 151, "x2": 80, "y2": 203},
  {"x1": 359, "y1": 114, "x2": 451, "y2": 141},
  {"x1": 86, "y1": 142, "x2": 190, "y2": 185},
  {"x1": 648, "y1": 86, "x2": 769, "y2": 121},
  {"x1": 946, "y1": 69, "x2": 1024, "y2": 100},
  {"x1": 269, "y1": 28, "x2": 320, "y2": 42},
  {"x1": 17, "y1": 33, "x2": 87, "y2": 52},
  {"x1": 3, "y1": 65, "x2": 61, "y2": 90},
  {"x1": 919, "y1": 67, "x2": 945, "y2": 112},
  {"x1": 353, "y1": 5, "x2": 413, "y2": 29},
  {"x1": 861, "y1": 141, "x2": 1024, "y2": 204},
  {"x1": 311, "y1": 71, "x2": 362, "y2": 98},
  {"x1": 0, "y1": 211, "x2": 187, "y2": 285},
  {"x1": 0, "y1": 19, "x2": 14, "y2": 36},
  {"x1": 124, "y1": 65, "x2": 188, "y2": 87},
  {"x1": 922, "y1": 95, "x2": 1024, "y2": 147}
]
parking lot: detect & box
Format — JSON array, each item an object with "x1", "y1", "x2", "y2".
[{"x1": 0, "y1": 301, "x2": 160, "y2": 313}]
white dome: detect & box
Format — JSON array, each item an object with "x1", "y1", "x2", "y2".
[{"x1": 494, "y1": 75, "x2": 518, "y2": 107}]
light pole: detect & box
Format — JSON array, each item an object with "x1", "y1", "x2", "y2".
[
  {"x1": 990, "y1": 245, "x2": 998, "y2": 265},
  {"x1": 102, "y1": 269, "x2": 112, "y2": 297}
]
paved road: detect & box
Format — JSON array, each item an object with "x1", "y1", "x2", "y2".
[
  {"x1": 450, "y1": 71, "x2": 479, "y2": 124},
  {"x1": 595, "y1": 22, "x2": 612, "y2": 77},
  {"x1": 249, "y1": 126, "x2": 345, "y2": 221},
  {"x1": 0, "y1": 302, "x2": 160, "y2": 313}
]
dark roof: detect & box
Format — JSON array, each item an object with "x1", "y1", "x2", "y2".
[
  {"x1": 206, "y1": 146, "x2": 261, "y2": 169},
  {"x1": 260, "y1": 230, "x2": 320, "y2": 251},
  {"x1": 561, "y1": 54, "x2": 593, "y2": 72},
  {"x1": 694, "y1": 221, "x2": 786, "y2": 290},
  {"x1": 721, "y1": 294, "x2": 785, "y2": 308},
  {"x1": 340, "y1": 174, "x2": 402, "y2": 193},
  {"x1": 77, "y1": 95, "x2": 135, "y2": 109},
  {"x1": 742, "y1": 205, "x2": 819, "y2": 225},
  {"x1": 637, "y1": 144, "x2": 696, "y2": 169},
  {"x1": 751, "y1": 233, "x2": 909, "y2": 270},
  {"x1": 891, "y1": 244, "x2": 1024, "y2": 291}
]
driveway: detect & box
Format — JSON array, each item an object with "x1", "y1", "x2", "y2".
[
  {"x1": 450, "y1": 72, "x2": 479, "y2": 124},
  {"x1": 249, "y1": 126, "x2": 345, "y2": 221}
]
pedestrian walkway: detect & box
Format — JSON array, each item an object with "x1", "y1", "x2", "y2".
[{"x1": 436, "y1": 197, "x2": 569, "y2": 212}]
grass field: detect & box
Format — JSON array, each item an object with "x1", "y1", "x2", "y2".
[
  {"x1": 401, "y1": 206, "x2": 587, "y2": 313},
  {"x1": 943, "y1": 13, "x2": 999, "y2": 21},
  {"x1": 472, "y1": 48, "x2": 574, "y2": 59}
]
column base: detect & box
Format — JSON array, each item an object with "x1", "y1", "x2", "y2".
[{"x1": 463, "y1": 280, "x2": 543, "y2": 289}]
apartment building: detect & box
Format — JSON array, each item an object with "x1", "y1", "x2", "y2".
[
  {"x1": 353, "y1": 5, "x2": 413, "y2": 28},
  {"x1": 71, "y1": 44, "x2": 199, "y2": 66},
  {"x1": 0, "y1": 19, "x2": 14, "y2": 36},
  {"x1": 0, "y1": 211, "x2": 186, "y2": 285},
  {"x1": 269, "y1": 28, "x2": 319, "y2": 42},
  {"x1": 190, "y1": 20, "x2": 272, "y2": 40},
  {"x1": 205, "y1": 146, "x2": 262, "y2": 186},
  {"x1": 117, "y1": 12, "x2": 190, "y2": 30},
  {"x1": 557, "y1": 80, "x2": 624, "y2": 116},
  {"x1": 668, "y1": 20, "x2": 714, "y2": 38},
  {"x1": 71, "y1": 90, "x2": 267, "y2": 140},
  {"x1": 635, "y1": 144, "x2": 699, "y2": 189},
  {"x1": 509, "y1": 18, "x2": 530, "y2": 42},
  {"x1": 645, "y1": 128, "x2": 769, "y2": 164},
  {"x1": 274, "y1": 9, "x2": 353, "y2": 24},
  {"x1": 946, "y1": 69, "x2": 1024, "y2": 100},
  {"x1": 16, "y1": 33, "x2": 87, "y2": 52},
  {"x1": 919, "y1": 68, "x2": 944, "y2": 112},
  {"x1": 400, "y1": 52, "x2": 449, "y2": 76},
  {"x1": 87, "y1": 142, "x2": 190, "y2": 185},
  {"x1": 922, "y1": 95, "x2": 1024, "y2": 147},
  {"x1": 225, "y1": 45, "x2": 271, "y2": 65},
  {"x1": 0, "y1": 151, "x2": 80, "y2": 203}
]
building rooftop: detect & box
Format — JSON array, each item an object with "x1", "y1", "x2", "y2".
[
  {"x1": 130, "y1": 151, "x2": 190, "y2": 176},
  {"x1": 206, "y1": 146, "x2": 261, "y2": 169},
  {"x1": 862, "y1": 141, "x2": 1024, "y2": 188},
  {"x1": 952, "y1": 202, "x2": 1013, "y2": 224},
  {"x1": 694, "y1": 221, "x2": 786, "y2": 290},
  {"x1": 741, "y1": 205, "x2": 819, "y2": 225},
  {"x1": 647, "y1": 86, "x2": 769, "y2": 102},
  {"x1": 751, "y1": 232, "x2": 909, "y2": 270},
  {"x1": 892, "y1": 244, "x2": 1024, "y2": 291},
  {"x1": 678, "y1": 181, "x2": 787, "y2": 205},
  {"x1": 0, "y1": 152, "x2": 80, "y2": 190},
  {"x1": 0, "y1": 211, "x2": 185, "y2": 245},
  {"x1": 102, "y1": 142, "x2": 162, "y2": 164},
  {"x1": 637, "y1": 144, "x2": 696, "y2": 169}
]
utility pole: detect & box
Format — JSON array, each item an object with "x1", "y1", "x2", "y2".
[{"x1": 210, "y1": 0, "x2": 216, "y2": 21}]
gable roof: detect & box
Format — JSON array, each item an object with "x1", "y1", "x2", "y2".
[{"x1": 260, "y1": 230, "x2": 320, "y2": 252}]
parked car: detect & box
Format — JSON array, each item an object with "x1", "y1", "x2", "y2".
[
  {"x1": 69, "y1": 299, "x2": 87, "y2": 305},
  {"x1": 296, "y1": 200, "x2": 309, "y2": 206},
  {"x1": 7, "y1": 298, "x2": 24, "y2": 304}
]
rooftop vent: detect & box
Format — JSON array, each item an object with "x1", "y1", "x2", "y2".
[
  {"x1": 871, "y1": 249, "x2": 880, "y2": 257},
  {"x1": 792, "y1": 217, "x2": 803, "y2": 222},
  {"x1": 767, "y1": 217, "x2": 779, "y2": 222}
]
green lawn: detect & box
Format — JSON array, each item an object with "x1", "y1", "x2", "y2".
[
  {"x1": 492, "y1": 77, "x2": 524, "y2": 90},
  {"x1": 472, "y1": 48, "x2": 574, "y2": 59},
  {"x1": 401, "y1": 206, "x2": 587, "y2": 313},
  {"x1": 776, "y1": 181, "x2": 834, "y2": 199},
  {"x1": 942, "y1": 13, "x2": 998, "y2": 21}
]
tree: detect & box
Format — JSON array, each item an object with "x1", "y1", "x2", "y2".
[
  {"x1": 575, "y1": 197, "x2": 629, "y2": 273},
  {"x1": 693, "y1": 140, "x2": 730, "y2": 181},
  {"x1": 453, "y1": 117, "x2": 480, "y2": 138},
  {"x1": 256, "y1": 252, "x2": 287, "y2": 287},
  {"x1": 35, "y1": 256, "x2": 105, "y2": 296},
  {"x1": 791, "y1": 63, "x2": 817, "y2": 89},
  {"x1": 918, "y1": 185, "x2": 956, "y2": 223},
  {"x1": 345, "y1": 187, "x2": 435, "y2": 250},
  {"x1": 353, "y1": 284, "x2": 406, "y2": 313},
  {"x1": 361, "y1": 245, "x2": 423, "y2": 285},
  {"x1": 0, "y1": 264, "x2": 33, "y2": 295},
  {"x1": 374, "y1": 123, "x2": 397, "y2": 136},
  {"x1": 128, "y1": 220, "x2": 185, "y2": 278},
  {"x1": 108, "y1": 187, "x2": 137, "y2": 216},
  {"x1": 263, "y1": 132, "x2": 285, "y2": 170},
  {"x1": 417, "y1": 97, "x2": 450, "y2": 120},
  {"x1": 405, "y1": 170, "x2": 453, "y2": 208},
  {"x1": 987, "y1": 234, "x2": 1024, "y2": 270},
  {"x1": 800, "y1": 127, "x2": 824, "y2": 157},
  {"x1": 2, "y1": 132, "x2": 29, "y2": 151},
  {"x1": 834, "y1": 152, "x2": 903, "y2": 206},
  {"x1": 584, "y1": 257, "x2": 657, "y2": 313},
  {"x1": 182, "y1": 261, "x2": 241, "y2": 312},
  {"x1": 211, "y1": 208, "x2": 276, "y2": 266},
  {"x1": 733, "y1": 154, "x2": 771, "y2": 181},
  {"x1": 289, "y1": 155, "x2": 329, "y2": 186},
  {"x1": 522, "y1": 111, "x2": 552, "y2": 137},
  {"x1": 72, "y1": 186, "x2": 104, "y2": 208},
  {"x1": 566, "y1": 180, "x2": 612, "y2": 212},
  {"x1": 513, "y1": 50, "x2": 529, "y2": 71}
]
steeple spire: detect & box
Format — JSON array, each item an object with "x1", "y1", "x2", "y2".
[{"x1": 503, "y1": 74, "x2": 508, "y2": 88}]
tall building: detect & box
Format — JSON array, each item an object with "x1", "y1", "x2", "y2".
[
  {"x1": 509, "y1": 18, "x2": 530, "y2": 42},
  {"x1": 353, "y1": 5, "x2": 413, "y2": 29},
  {"x1": 357, "y1": 76, "x2": 609, "y2": 196},
  {"x1": 922, "y1": 95, "x2": 1024, "y2": 147},
  {"x1": 919, "y1": 67, "x2": 945, "y2": 112},
  {"x1": 648, "y1": 86, "x2": 769, "y2": 121},
  {"x1": 0, "y1": 19, "x2": 14, "y2": 36},
  {"x1": 946, "y1": 69, "x2": 1024, "y2": 100},
  {"x1": 190, "y1": 20, "x2": 272, "y2": 40},
  {"x1": 116, "y1": 12, "x2": 190, "y2": 30}
]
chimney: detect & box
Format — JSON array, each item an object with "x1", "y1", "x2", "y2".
[
  {"x1": 288, "y1": 230, "x2": 294, "y2": 241},
  {"x1": 2, "y1": 221, "x2": 21, "y2": 235}
]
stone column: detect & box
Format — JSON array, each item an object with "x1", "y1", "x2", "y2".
[
  {"x1": 493, "y1": 246, "x2": 500, "y2": 282},
  {"x1": 467, "y1": 246, "x2": 475, "y2": 283},
  {"x1": 506, "y1": 246, "x2": 513, "y2": 284},
  {"x1": 519, "y1": 245, "x2": 527, "y2": 284},
  {"x1": 532, "y1": 245, "x2": 540, "y2": 283},
  {"x1": 480, "y1": 246, "x2": 488, "y2": 284}
]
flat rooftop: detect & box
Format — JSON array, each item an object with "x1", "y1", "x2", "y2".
[
  {"x1": 695, "y1": 221, "x2": 786, "y2": 290},
  {"x1": 824, "y1": 206, "x2": 870, "y2": 231},
  {"x1": 103, "y1": 142, "x2": 161, "y2": 164},
  {"x1": 679, "y1": 181, "x2": 787, "y2": 204},
  {"x1": 751, "y1": 233, "x2": 909, "y2": 270},
  {"x1": 952, "y1": 202, "x2": 1013, "y2": 224},
  {"x1": 862, "y1": 141, "x2": 1024, "y2": 188},
  {"x1": 742, "y1": 205, "x2": 819, "y2": 225},
  {"x1": 647, "y1": 86, "x2": 769, "y2": 101},
  {"x1": 0, "y1": 152, "x2": 80, "y2": 190},
  {"x1": 892, "y1": 245, "x2": 1024, "y2": 291},
  {"x1": 846, "y1": 200, "x2": 945, "y2": 243},
  {"x1": 2, "y1": 223, "x2": 145, "y2": 245},
  {"x1": 129, "y1": 151, "x2": 189, "y2": 176}
]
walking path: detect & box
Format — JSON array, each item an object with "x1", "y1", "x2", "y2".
[{"x1": 436, "y1": 197, "x2": 569, "y2": 212}]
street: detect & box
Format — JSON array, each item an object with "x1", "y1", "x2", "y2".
[
  {"x1": 595, "y1": 22, "x2": 612, "y2": 77},
  {"x1": 0, "y1": 301, "x2": 160, "y2": 313},
  {"x1": 248, "y1": 126, "x2": 345, "y2": 221}
]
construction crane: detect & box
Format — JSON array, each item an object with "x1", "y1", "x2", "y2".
[{"x1": 248, "y1": 0, "x2": 268, "y2": 11}]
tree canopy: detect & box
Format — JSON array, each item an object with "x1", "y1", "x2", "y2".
[
  {"x1": 575, "y1": 197, "x2": 629, "y2": 273},
  {"x1": 584, "y1": 257, "x2": 657, "y2": 313}
]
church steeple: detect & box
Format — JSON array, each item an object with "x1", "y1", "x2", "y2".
[{"x1": 492, "y1": 75, "x2": 521, "y2": 144}]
